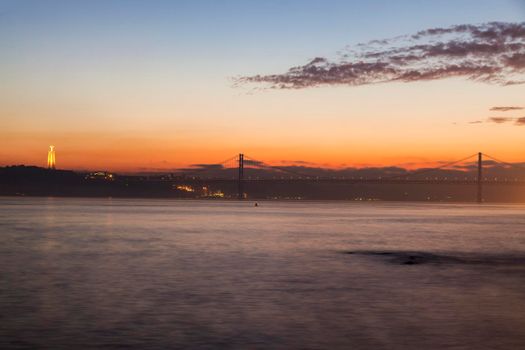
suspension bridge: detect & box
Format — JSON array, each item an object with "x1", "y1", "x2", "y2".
[{"x1": 150, "y1": 152, "x2": 525, "y2": 202}]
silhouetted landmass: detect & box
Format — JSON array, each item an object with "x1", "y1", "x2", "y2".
[
  {"x1": 0, "y1": 166, "x2": 191, "y2": 199},
  {"x1": 2, "y1": 165, "x2": 525, "y2": 202}
]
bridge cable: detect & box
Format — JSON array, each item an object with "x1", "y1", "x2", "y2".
[
  {"x1": 245, "y1": 153, "x2": 480, "y2": 180},
  {"x1": 180, "y1": 154, "x2": 239, "y2": 176},
  {"x1": 482, "y1": 153, "x2": 525, "y2": 171},
  {"x1": 243, "y1": 155, "x2": 313, "y2": 178},
  {"x1": 384, "y1": 153, "x2": 479, "y2": 180}
]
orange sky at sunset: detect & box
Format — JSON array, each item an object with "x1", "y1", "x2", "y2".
[
  {"x1": 2, "y1": 78, "x2": 524, "y2": 172},
  {"x1": 1, "y1": 1, "x2": 524, "y2": 172}
]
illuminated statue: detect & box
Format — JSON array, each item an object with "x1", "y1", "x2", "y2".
[{"x1": 47, "y1": 145, "x2": 56, "y2": 169}]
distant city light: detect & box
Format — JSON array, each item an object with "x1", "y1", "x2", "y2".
[
  {"x1": 176, "y1": 185, "x2": 195, "y2": 192},
  {"x1": 85, "y1": 172, "x2": 115, "y2": 181}
]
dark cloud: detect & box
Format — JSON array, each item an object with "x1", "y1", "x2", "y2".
[
  {"x1": 281, "y1": 160, "x2": 320, "y2": 166},
  {"x1": 488, "y1": 117, "x2": 514, "y2": 123},
  {"x1": 515, "y1": 117, "x2": 525, "y2": 125},
  {"x1": 191, "y1": 164, "x2": 224, "y2": 170},
  {"x1": 243, "y1": 159, "x2": 265, "y2": 166},
  {"x1": 490, "y1": 106, "x2": 524, "y2": 111},
  {"x1": 170, "y1": 162, "x2": 525, "y2": 180},
  {"x1": 486, "y1": 116, "x2": 525, "y2": 125},
  {"x1": 177, "y1": 164, "x2": 226, "y2": 173},
  {"x1": 236, "y1": 22, "x2": 525, "y2": 89}
]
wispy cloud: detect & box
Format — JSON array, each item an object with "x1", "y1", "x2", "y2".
[
  {"x1": 489, "y1": 106, "x2": 524, "y2": 111},
  {"x1": 486, "y1": 116, "x2": 525, "y2": 125},
  {"x1": 177, "y1": 164, "x2": 225, "y2": 173},
  {"x1": 236, "y1": 22, "x2": 525, "y2": 89},
  {"x1": 516, "y1": 117, "x2": 525, "y2": 125},
  {"x1": 243, "y1": 159, "x2": 265, "y2": 167},
  {"x1": 488, "y1": 117, "x2": 514, "y2": 123}
]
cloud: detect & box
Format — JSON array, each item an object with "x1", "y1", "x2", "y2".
[
  {"x1": 280, "y1": 160, "x2": 320, "y2": 166},
  {"x1": 176, "y1": 164, "x2": 226, "y2": 173},
  {"x1": 243, "y1": 159, "x2": 265, "y2": 167},
  {"x1": 490, "y1": 106, "x2": 524, "y2": 111},
  {"x1": 488, "y1": 117, "x2": 514, "y2": 123},
  {"x1": 516, "y1": 117, "x2": 525, "y2": 125},
  {"x1": 236, "y1": 22, "x2": 525, "y2": 89},
  {"x1": 486, "y1": 116, "x2": 525, "y2": 125},
  {"x1": 190, "y1": 164, "x2": 224, "y2": 170},
  {"x1": 169, "y1": 162, "x2": 525, "y2": 179}
]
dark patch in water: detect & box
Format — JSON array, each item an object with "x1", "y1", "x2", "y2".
[{"x1": 344, "y1": 251, "x2": 525, "y2": 266}]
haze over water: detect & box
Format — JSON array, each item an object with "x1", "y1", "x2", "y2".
[{"x1": 1, "y1": 198, "x2": 525, "y2": 349}]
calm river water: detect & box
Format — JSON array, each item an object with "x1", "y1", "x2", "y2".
[{"x1": 1, "y1": 197, "x2": 525, "y2": 349}]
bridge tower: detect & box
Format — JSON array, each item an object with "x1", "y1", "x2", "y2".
[
  {"x1": 47, "y1": 145, "x2": 56, "y2": 170},
  {"x1": 477, "y1": 152, "x2": 482, "y2": 203},
  {"x1": 238, "y1": 153, "x2": 244, "y2": 199}
]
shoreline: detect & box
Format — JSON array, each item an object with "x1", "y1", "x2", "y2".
[{"x1": 2, "y1": 195, "x2": 525, "y2": 205}]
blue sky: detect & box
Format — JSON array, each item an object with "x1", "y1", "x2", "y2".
[{"x1": 2, "y1": 0, "x2": 523, "y2": 75}]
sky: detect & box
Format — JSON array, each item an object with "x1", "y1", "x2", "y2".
[{"x1": 0, "y1": 0, "x2": 524, "y2": 172}]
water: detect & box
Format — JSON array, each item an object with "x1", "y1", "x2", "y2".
[{"x1": 1, "y1": 197, "x2": 525, "y2": 349}]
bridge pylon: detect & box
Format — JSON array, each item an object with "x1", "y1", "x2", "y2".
[
  {"x1": 238, "y1": 153, "x2": 244, "y2": 199},
  {"x1": 477, "y1": 152, "x2": 483, "y2": 203}
]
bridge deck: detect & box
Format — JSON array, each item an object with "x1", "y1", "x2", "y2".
[{"x1": 131, "y1": 178, "x2": 525, "y2": 186}]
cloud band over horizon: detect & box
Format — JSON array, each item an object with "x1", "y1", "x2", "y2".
[
  {"x1": 488, "y1": 116, "x2": 525, "y2": 125},
  {"x1": 236, "y1": 22, "x2": 525, "y2": 89},
  {"x1": 490, "y1": 106, "x2": 524, "y2": 111}
]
